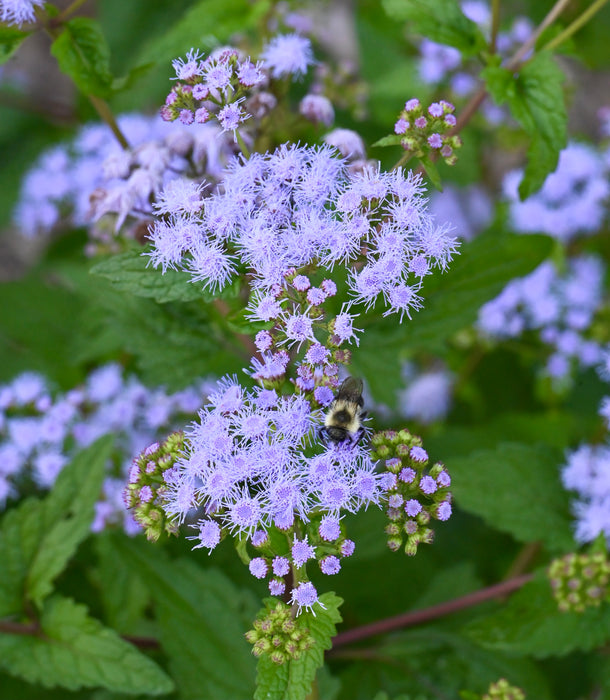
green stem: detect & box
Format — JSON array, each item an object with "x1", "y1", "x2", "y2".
[
  {"x1": 54, "y1": 0, "x2": 89, "y2": 23},
  {"x1": 505, "y1": 0, "x2": 572, "y2": 69},
  {"x1": 541, "y1": 0, "x2": 610, "y2": 52},
  {"x1": 489, "y1": 0, "x2": 501, "y2": 54},
  {"x1": 235, "y1": 129, "x2": 251, "y2": 159},
  {"x1": 88, "y1": 95, "x2": 130, "y2": 150}
]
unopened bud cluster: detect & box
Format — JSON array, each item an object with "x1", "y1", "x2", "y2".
[
  {"x1": 245, "y1": 601, "x2": 315, "y2": 664},
  {"x1": 394, "y1": 98, "x2": 462, "y2": 165},
  {"x1": 123, "y1": 432, "x2": 185, "y2": 541},
  {"x1": 482, "y1": 678, "x2": 526, "y2": 700},
  {"x1": 372, "y1": 429, "x2": 452, "y2": 556},
  {"x1": 548, "y1": 551, "x2": 610, "y2": 612}
]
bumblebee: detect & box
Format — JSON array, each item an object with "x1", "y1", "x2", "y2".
[{"x1": 321, "y1": 376, "x2": 366, "y2": 446}]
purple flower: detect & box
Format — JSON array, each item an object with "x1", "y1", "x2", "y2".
[
  {"x1": 405, "y1": 499, "x2": 422, "y2": 517},
  {"x1": 272, "y1": 556, "x2": 290, "y2": 577},
  {"x1": 419, "y1": 475, "x2": 437, "y2": 494},
  {"x1": 341, "y1": 539, "x2": 355, "y2": 557},
  {"x1": 436, "y1": 501, "x2": 452, "y2": 521},
  {"x1": 320, "y1": 555, "x2": 341, "y2": 575},
  {"x1": 249, "y1": 557, "x2": 268, "y2": 579},
  {"x1": 269, "y1": 578, "x2": 286, "y2": 596},
  {"x1": 172, "y1": 49, "x2": 203, "y2": 80},
  {"x1": 290, "y1": 581, "x2": 324, "y2": 615},
  {"x1": 300, "y1": 95, "x2": 335, "y2": 127},
  {"x1": 291, "y1": 535, "x2": 316, "y2": 567},
  {"x1": 314, "y1": 386, "x2": 335, "y2": 407},
  {"x1": 261, "y1": 34, "x2": 314, "y2": 79},
  {"x1": 319, "y1": 516, "x2": 341, "y2": 541}
]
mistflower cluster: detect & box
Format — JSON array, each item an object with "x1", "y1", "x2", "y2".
[
  {"x1": 13, "y1": 114, "x2": 236, "y2": 243},
  {"x1": 503, "y1": 142, "x2": 610, "y2": 242},
  {"x1": 148, "y1": 142, "x2": 458, "y2": 321},
  {"x1": 161, "y1": 35, "x2": 314, "y2": 133},
  {"x1": 163, "y1": 375, "x2": 382, "y2": 612},
  {"x1": 482, "y1": 678, "x2": 526, "y2": 700},
  {"x1": 0, "y1": 0, "x2": 44, "y2": 26},
  {"x1": 370, "y1": 429, "x2": 453, "y2": 556},
  {"x1": 548, "y1": 551, "x2": 610, "y2": 612},
  {"x1": 561, "y1": 441, "x2": 610, "y2": 544},
  {"x1": 245, "y1": 600, "x2": 315, "y2": 664},
  {"x1": 477, "y1": 256, "x2": 605, "y2": 380},
  {"x1": 0, "y1": 364, "x2": 209, "y2": 532},
  {"x1": 394, "y1": 98, "x2": 462, "y2": 165},
  {"x1": 416, "y1": 1, "x2": 533, "y2": 124},
  {"x1": 398, "y1": 364, "x2": 454, "y2": 425},
  {"x1": 123, "y1": 432, "x2": 185, "y2": 541}
]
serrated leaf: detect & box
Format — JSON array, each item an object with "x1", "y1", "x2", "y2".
[
  {"x1": 111, "y1": 535, "x2": 257, "y2": 700},
  {"x1": 483, "y1": 52, "x2": 567, "y2": 198},
  {"x1": 466, "y1": 571, "x2": 610, "y2": 657},
  {"x1": 90, "y1": 250, "x2": 203, "y2": 303},
  {"x1": 0, "y1": 436, "x2": 113, "y2": 615},
  {"x1": 357, "y1": 231, "x2": 553, "y2": 359},
  {"x1": 382, "y1": 0, "x2": 487, "y2": 55},
  {"x1": 0, "y1": 596, "x2": 173, "y2": 694},
  {"x1": 50, "y1": 18, "x2": 114, "y2": 97},
  {"x1": 446, "y1": 442, "x2": 574, "y2": 550},
  {"x1": 254, "y1": 592, "x2": 343, "y2": 700},
  {"x1": 0, "y1": 27, "x2": 31, "y2": 64}
]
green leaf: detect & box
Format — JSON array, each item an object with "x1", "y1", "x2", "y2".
[
  {"x1": 466, "y1": 571, "x2": 610, "y2": 657},
  {"x1": 372, "y1": 134, "x2": 405, "y2": 148},
  {"x1": 380, "y1": 627, "x2": 553, "y2": 699},
  {"x1": 137, "y1": 0, "x2": 270, "y2": 65},
  {"x1": 112, "y1": 535, "x2": 257, "y2": 700},
  {"x1": 90, "y1": 250, "x2": 203, "y2": 303},
  {"x1": 0, "y1": 27, "x2": 31, "y2": 64},
  {"x1": 0, "y1": 273, "x2": 85, "y2": 386},
  {"x1": 419, "y1": 156, "x2": 443, "y2": 191},
  {"x1": 0, "y1": 596, "x2": 174, "y2": 694},
  {"x1": 93, "y1": 534, "x2": 151, "y2": 634},
  {"x1": 382, "y1": 0, "x2": 487, "y2": 55},
  {"x1": 254, "y1": 592, "x2": 343, "y2": 700},
  {"x1": 50, "y1": 18, "x2": 114, "y2": 97},
  {"x1": 446, "y1": 443, "x2": 574, "y2": 551},
  {"x1": 482, "y1": 52, "x2": 567, "y2": 198},
  {"x1": 0, "y1": 436, "x2": 113, "y2": 615}
]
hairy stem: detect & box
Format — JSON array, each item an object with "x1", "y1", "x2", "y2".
[
  {"x1": 54, "y1": 0, "x2": 89, "y2": 23},
  {"x1": 329, "y1": 573, "x2": 533, "y2": 649}
]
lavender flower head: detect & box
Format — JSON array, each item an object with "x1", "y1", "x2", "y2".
[
  {"x1": 503, "y1": 142, "x2": 610, "y2": 242},
  {"x1": 149, "y1": 143, "x2": 458, "y2": 322},
  {"x1": 1, "y1": 0, "x2": 44, "y2": 26}
]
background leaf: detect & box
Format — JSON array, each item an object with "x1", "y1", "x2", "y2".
[
  {"x1": 382, "y1": 0, "x2": 487, "y2": 55},
  {"x1": 0, "y1": 436, "x2": 113, "y2": 615},
  {"x1": 466, "y1": 571, "x2": 610, "y2": 657},
  {"x1": 0, "y1": 596, "x2": 174, "y2": 694},
  {"x1": 446, "y1": 442, "x2": 574, "y2": 551},
  {"x1": 112, "y1": 535, "x2": 257, "y2": 700},
  {"x1": 482, "y1": 52, "x2": 567, "y2": 198},
  {"x1": 0, "y1": 27, "x2": 31, "y2": 64}
]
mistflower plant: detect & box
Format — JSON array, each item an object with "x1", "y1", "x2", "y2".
[{"x1": 4, "y1": 1, "x2": 610, "y2": 699}]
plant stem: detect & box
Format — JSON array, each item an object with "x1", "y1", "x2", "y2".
[
  {"x1": 235, "y1": 130, "x2": 251, "y2": 159},
  {"x1": 505, "y1": 0, "x2": 572, "y2": 70},
  {"x1": 54, "y1": 0, "x2": 89, "y2": 23},
  {"x1": 489, "y1": 0, "x2": 501, "y2": 54},
  {"x1": 329, "y1": 573, "x2": 533, "y2": 650},
  {"x1": 88, "y1": 95, "x2": 130, "y2": 150},
  {"x1": 541, "y1": 0, "x2": 610, "y2": 53}
]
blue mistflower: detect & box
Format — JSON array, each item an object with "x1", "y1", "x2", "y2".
[
  {"x1": 292, "y1": 536, "x2": 316, "y2": 567},
  {"x1": 260, "y1": 34, "x2": 314, "y2": 79},
  {"x1": 290, "y1": 581, "x2": 324, "y2": 615}
]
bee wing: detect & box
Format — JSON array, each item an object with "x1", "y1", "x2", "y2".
[{"x1": 337, "y1": 376, "x2": 364, "y2": 401}]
